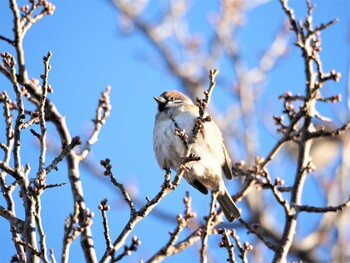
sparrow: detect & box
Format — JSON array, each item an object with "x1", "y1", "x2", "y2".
[{"x1": 153, "y1": 90, "x2": 241, "y2": 222}]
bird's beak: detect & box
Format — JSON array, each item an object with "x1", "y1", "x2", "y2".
[{"x1": 153, "y1": 96, "x2": 166, "y2": 104}]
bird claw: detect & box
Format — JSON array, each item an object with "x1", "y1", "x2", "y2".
[{"x1": 179, "y1": 163, "x2": 190, "y2": 173}]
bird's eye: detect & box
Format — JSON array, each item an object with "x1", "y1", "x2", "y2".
[{"x1": 169, "y1": 97, "x2": 174, "y2": 101}]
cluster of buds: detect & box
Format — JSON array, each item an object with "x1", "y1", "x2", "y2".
[
  {"x1": 1, "y1": 52, "x2": 16, "y2": 68},
  {"x1": 274, "y1": 177, "x2": 285, "y2": 186},
  {"x1": 61, "y1": 136, "x2": 81, "y2": 150},
  {"x1": 321, "y1": 94, "x2": 342, "y2": 103},
  {"x1": 83, "y1": 208, "x2": 94, "y2": 227},
  {"x1": 278, "y1": 91, "x2": 300, "y2": 118},
  {"x1": 39, "y1": 0, "x2": 56, "y2": 15},
  {"x1": 182, "y1": 192, "x2": 197, "y2": 220},
  {"x1": 218, "y1": 228, "x2": 254, "y2": 254},
  {"x1": 100, "y1": 158, "x2": 112, "y2": 176},
  {"x1": 61, "y1": 139, "x2": 68, "y2": 150},
  {"x1": 123, "y1": 236, "x2": 141, "y2": 256},
  {"x1": 243, "y1": 241, "x2": 254, "y2": 251},
  {"x1": 21, "y1": 86, "x2": 31, "y2": 99},
  {"x1": 192, "y1": 115, "x2": 211, "y2": 141},
  {"x1": 232, "y1": 160, "x2": 246, "y2": 178},
  {"x1": 248, "y1": 223, "x2": 261, "y2": 234},
  {"x1": 273, "y1": 115, "x2": 284, "y2": 126},
  {"x1": 169, "y1": 192, "x2": 197, "y2": 241},
  {"x1": 99, "y1": 86, "x2": 112, "y2": 113},
  {"x1": 311, "y1": 32, "x2": 322, "y2": 56},
  {"x1": 196, "y1": 97, "x2": 208, "y2": 110},
  {"x1": 65, "y1": 208, "x2": 94, "y2": 236},
  {"x1": 235, "y1": 160, "x2": 245, "y2": 170},
  {"x1": 175, "y1": 206, "x2": 196, "y2": 228},
  {"x1": 174, "y1": 128, "x2": 188, "y2": 145},
  {"x1": 330, "y1": 70, "x2": 341, "y2": 82},
  {"x1": 37, "y1": 168, "x2": 47, "y2": 184},
  {"x1": 26, "y1": 178, "x2": 42, "y2": 195},
  {"x1": 306, "y1": 160, "x2": 316, "y2": 173},
  {"x1": 0, "y1": 91, "x2": 14, "y2": 108},
  {"x1": 273, "y1": 115, "x2": 289, "y2": 134},
  {"x1": 98, "y1": 198, "x2": 111, "y2": 211},
  {"x1": 218, "y1": 228, "x2": 234, "y2": 248},
  {"x1": 47, "y1": 84, "x2": 53, "y2": 93},
  {"x1": 64, "y1": 208, "x2": 94, "y2": 239},
  {"x1": 246, "y1": 164, "x2": 258, "y2": 175},
  {"x1": 184, "y1": 152, "x2": 201, "y2": 163},
  {"x1": 24, "y1": 170, "x2": 49, "y2": 196},
  {"x1": 64, "y1": 213, "x2": 79, "y2": 236},
  {"x1": 20, "y1": 5, "x2": 30, "y2": 13},
  {"x1": 23, "y1": 0, "x2": 56, "y2": 15}
]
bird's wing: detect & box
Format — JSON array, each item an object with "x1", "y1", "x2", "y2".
[
  {"x1": 190, "y1": 179, "x2": 209, "y2": 195},
  {"x1": 222, "y1": 144, "x2": 233, "y2": 180}
]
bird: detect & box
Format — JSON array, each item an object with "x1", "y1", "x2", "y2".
[{"x1": 153, "y1": 90, "x2": 241, "y2": 222}]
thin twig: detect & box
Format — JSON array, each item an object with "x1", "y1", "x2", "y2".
[
  {"x1": 99, "y1": 169, "x2": 185, "y2": 263},
  {"x1": 307, "y1": 121, "x2": 350, "y2": 139},
  {"x1": 33, "y1": 195, "x2": 49, "y2": 263},
  {"x1": 146, "y1": 192, "x2": 197, "y2": 262},
  {"x1": 219, "y1": 228, "x2": 236, "y2": 263},
  {"x1": 49, "y1": 248, "x2": 57, "y2": 263},
  {"x1": 230, "y1": 229, "x2": 252, "y2": 263},
  {"x1": 297, "y1": 196, "x2": 350, "y2": 213},
  {"x1": 44, "y1": 136, "x2": 81, "y2": 174},
  {"x1": 16, "y1": 239, "x2": 41, "y2": 257},
  {"x1": 0, "y1": 35, "x2": 15, "y2": 45},
  {"x1": 43, "y1": 182, "x2": 66, "y2": 190},
  {"x1": 200, "y1": 191, "x2": 219, "y2": 263},
  {"x1": 62, "y1": 202, "x2": 81, "y2": 263},
  {"x1": 79, "y1": 86, "x2": 111, "y2": 161},
  {"x1": 112, "y1": 236, "x2": 141, "y2": 262},
  {"x1": 37, "y1": 51, "x2": 52, "y2": 175},
  {"x1": 238, "y1": 218, "x2": 277, "y2": 252},
  {"x1": 101, "y1": 159, "x2": 136, "y2": 215},
  {"x1": 99, "y1": 199, "x2": 113, "y2": 250}
]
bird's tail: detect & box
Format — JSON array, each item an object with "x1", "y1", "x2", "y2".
[{"x1": 217, "y1": 190, "x2": 241, "y2": 222}]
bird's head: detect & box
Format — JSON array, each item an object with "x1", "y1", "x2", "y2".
[{"x1": 154, "y1": 90, "x2": 193, "y2": 112}]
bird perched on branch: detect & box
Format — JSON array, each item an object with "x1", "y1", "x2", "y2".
[{"x1": 153, "y1": 90, "x2": 241, "y2": 222}]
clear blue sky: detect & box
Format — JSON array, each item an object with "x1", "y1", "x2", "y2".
[{"x1": 0, "y1": 0, "x2": 349, "y2": 262}]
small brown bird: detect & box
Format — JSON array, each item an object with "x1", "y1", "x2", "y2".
[{"x1": 153, "y1": 90, "x2": 241, "y2": 222}]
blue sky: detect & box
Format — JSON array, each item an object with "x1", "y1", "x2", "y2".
[{"x1": 0, "y1": 0, "x2": 349, "y2": 262}]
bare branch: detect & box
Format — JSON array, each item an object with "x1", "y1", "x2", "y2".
[
  {"x1": 307, "y1": 121, "x2": 350, "y2": 139},
  {"x1": 43, "y1": 182, "x2": 66, "y2": 190},
  {"x1": 98, "y1": 199, "x2": 113, "y2": 250},
  {"x1": 33, "y1": 195, "x2": 50, "y2": 263},
  {"x1": 0, "y1": 35, "x2": 15, "y2": 45},
  {"x1": 100, "y1": 169, "x2": 185, "y2": 262},
  {"x1": 147, "y1": 191, "x2": 197, "y2": 262},
  {"x1": 79, "y1": 86, "x2": 112, "y2": 160},
  {"x1": 0, "y1": 160, "x2": 20, "y2": 180},
  {"x1": 297, "y1": 196, "x2": 350, "y2": 213},
  {"x1": 0, "y1": 205, "x2": 25, "y2": 233},
  {"x1": 37, "y1": 51, "x2": 52, "y2": 174},
  {"x1": 44, "y1": 136, "x2": 81, "y2": 174},
  {"x1": 113, "y1": 236, "x2": 141, "y2": 262},
  {"x1": 238, "y1": 218, "x2": 277, "y2": 252},
  {"x1": 200, "y1": 191, "x2": 219, "y2": 263},
  {"x1": 100, "y1": 159, "x2": 136, "y2": 215},
  {"x1": 218, "y1": 228, "x2": 236, "y2": 263}
]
